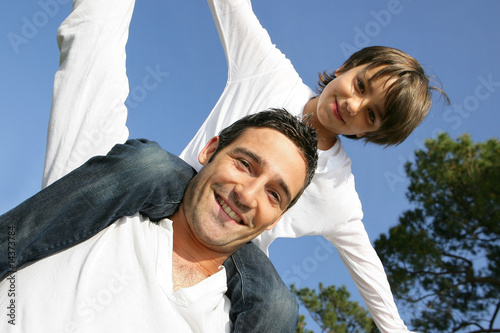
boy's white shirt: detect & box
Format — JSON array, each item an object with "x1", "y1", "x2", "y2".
[
  {"x1": 0, "y1": 0, "x2": 231, "y2": 332},
  {"x1": 180, "y1": 0, "x2": 412, "y2": 332}
]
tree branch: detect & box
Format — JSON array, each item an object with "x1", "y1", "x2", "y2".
[
  {"x1": 442, "y1": 252, "x2": 474, "y2": 267},
  {"x1": 468, "y1": 276, "x2": 500, "y2": 287},
  {"x1": 490, "y1": 300, "x2": 500, "y2": 330}
]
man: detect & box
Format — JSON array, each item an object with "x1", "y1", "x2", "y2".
[
  {"x1": 0, "y1": 110, "x2": 317, "y2": 332},
  {"x1": 0, "y1": 0, "x2": 318, "y2": 331}
]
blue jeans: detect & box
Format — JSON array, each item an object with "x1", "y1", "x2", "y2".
[
  {"x1": 0, "y1": 139, "x2": 298, "y2": 332},
  {"x1": 226, "y1": 242, "x2": 299, "y2": 332}
]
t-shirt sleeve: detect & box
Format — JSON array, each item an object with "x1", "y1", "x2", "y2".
[
  {"x1": 181, "y1": 0, "x2": 307, "y2": 169},
  {"x1": 42, "y1": 0, "x2": 133, "y2": 187},
  {"x1": 208, "y1": 0, "x2": 288, "y2": 82},
  {"x1": 326, "y1": 221, "x2": 411, "y2": 332}
]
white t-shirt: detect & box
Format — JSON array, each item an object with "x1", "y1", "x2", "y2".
[
  {"x1": 180, "y1": 0, "x2": 411, "y2": 332},
  {"x1": 0, "y1": 216, "x2": 231, "y2": 333}
]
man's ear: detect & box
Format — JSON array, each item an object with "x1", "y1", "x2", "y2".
[
  {"x1": 266, "y1": 209, "x2": 287, "y2": 231},
  {"x1": 198, "y1": 136, "x2": 220, "y2": 166}
]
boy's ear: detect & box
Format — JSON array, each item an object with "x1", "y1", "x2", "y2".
[{"x1": 198, "y1": 136, "x2": 220, "y2": 165}]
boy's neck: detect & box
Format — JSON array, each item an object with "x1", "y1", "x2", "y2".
[
  {"x1": 169, "y1": 207, "x2": 227, "y2": 291},
  {"x1": 303, "y1": 97, "x2": 338, "y2": 150}
]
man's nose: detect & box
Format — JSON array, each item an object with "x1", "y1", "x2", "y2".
[{"x1": 234, "y1": 179, "x2": 261, "y2": 209}]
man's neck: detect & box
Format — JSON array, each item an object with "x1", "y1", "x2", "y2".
[{"x1": 169, "y1": 208, "x2": 228, "y2": 291}]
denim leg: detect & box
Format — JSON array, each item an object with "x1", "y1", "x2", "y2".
[
  {"x1": 0, "y1": 139, "x2": 195, "y2": 279},
  {"x1": 224, "y1": 242, "x2": 299, "y2": 333}
]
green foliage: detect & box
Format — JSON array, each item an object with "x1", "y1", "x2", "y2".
[
  {"x1": 292, "y1": 283, "x2": 379, "y2": 333},
  {"x1": 296, "y1": 315, "x2": 314, "y2": 333},
  {"x1": 374, "y1": 133, "x2": 500, "y2": 332}
]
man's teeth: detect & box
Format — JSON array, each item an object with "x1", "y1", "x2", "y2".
[{"x1": 217, "y1": 196, "x2": 242, "y2": 223}]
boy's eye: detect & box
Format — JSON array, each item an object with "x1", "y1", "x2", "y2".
[
  {"x1": 357, "y1": 78, "x2": 365, "y2": 94},
  {"x1": 368, "y1": 110, "x2": 376, "y2": 122}
]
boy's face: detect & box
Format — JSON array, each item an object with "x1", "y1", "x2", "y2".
[
  {"x1": 180, "y1": 127, "x2": 307, "y2": 254},
  {"x1": 315, "y1": 65, "x2": 394, "y2": 139}
]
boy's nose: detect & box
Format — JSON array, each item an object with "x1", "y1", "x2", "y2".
[{"x1": 347, "y1": 97, "x2": 362, "y2": 116}]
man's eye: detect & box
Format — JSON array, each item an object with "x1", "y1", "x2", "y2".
[
  {"x1": 237, "y1": 159, "x2": 251, "y2": 170},
  {"x1": 357, "y1": 78, "x2": 365, "y2": 94},
  {"x1": 269, "y1": 191, "x2": 281, "y2": 205}
]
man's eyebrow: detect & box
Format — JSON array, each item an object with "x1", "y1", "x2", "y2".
[{"x1": 232, "y1": 147, "x2": 293, "y2": 206}]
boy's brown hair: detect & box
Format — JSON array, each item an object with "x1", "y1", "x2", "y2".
[{"x1": 318, "y1": 46, "x2": 449, "y2": 146}]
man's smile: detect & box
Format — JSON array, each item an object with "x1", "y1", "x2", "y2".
[{"x1": 216, "y1": 194, "x2": 244, "y2": 224}]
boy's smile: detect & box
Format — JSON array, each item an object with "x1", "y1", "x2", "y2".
[
  {"x1": 306, "y1": 65, "x2": 394, "y2": 149},
  {"x1": 331, "y1": 98, "x2": 344, "y2": 123}
]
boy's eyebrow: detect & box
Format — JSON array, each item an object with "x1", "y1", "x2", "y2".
[{"x1": 232, "y1": 147, "x2": 293, "y2": 207}]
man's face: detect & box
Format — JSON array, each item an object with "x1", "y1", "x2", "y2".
[{"x1": 181, "y1": 127, "x2": 307, "y2": 254}]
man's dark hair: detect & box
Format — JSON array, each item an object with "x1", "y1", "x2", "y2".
[{"x1": 214, "y1": 108, "x2": 318, "y2": 209}]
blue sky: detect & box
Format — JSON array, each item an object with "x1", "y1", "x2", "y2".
[{"x1": 1, "y1": 0, "x2": 499, "y2": 330}]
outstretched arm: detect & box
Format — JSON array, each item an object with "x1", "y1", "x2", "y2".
[
  {"x1": 180, "y1": 0, "x2": 308, "y2": 170},
  {"x1": 43, "y1": 0, "x2": 134, "y2": 187},
  {"x1": 329, "y1": 222, "x2": 415, "y2": 332}
]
